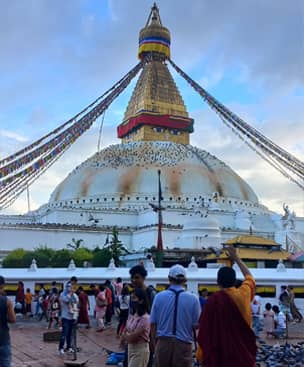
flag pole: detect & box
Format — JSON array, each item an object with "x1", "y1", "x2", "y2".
[{"x1": 156, "y1": 169, "x2": 164, "y2": 266}]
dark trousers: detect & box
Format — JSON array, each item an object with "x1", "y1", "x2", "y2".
[
  {"x1": 105, "y1": 304, "x2": 113, "y2": 323},
  {"x1": 59, "y1": 318, "x2": 74, "y2": 350},
  {"x1": 117, "y1": 309, "x2": 129, "y2": 335},
  {"x1": 0, "y1": 344, "x2": 11, "y2": 367}
]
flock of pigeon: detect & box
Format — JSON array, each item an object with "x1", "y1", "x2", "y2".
[{"x1": 256, "y1": 341, "x2": 304, "y2": 367}]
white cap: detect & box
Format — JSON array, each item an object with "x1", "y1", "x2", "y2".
[{"x1": 169, "y1": 264, "x2": 187, "y2": 280}]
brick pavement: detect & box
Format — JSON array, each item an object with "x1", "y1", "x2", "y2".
[
  {"x1": 10, "y1": 320, "x2": 123, "y2": 367},
  {"x1": 9, "y1": 318, "x2": 303, "y2": 366}
]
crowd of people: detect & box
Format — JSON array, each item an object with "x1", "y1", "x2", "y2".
[
  {"x1": 0, "y1": 249, "x2": 303, "y2": 367},
  {"x1": 249, "y1": 284, "x2": 303, "y2": 341}
]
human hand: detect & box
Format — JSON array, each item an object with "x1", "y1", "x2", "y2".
[{"x1": 225, "y1": 246, "x2": 238, "y2": 262}]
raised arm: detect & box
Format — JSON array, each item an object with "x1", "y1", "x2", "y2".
[{"x1": 225, "y1": 246, "x2": 252, "y2": 278}]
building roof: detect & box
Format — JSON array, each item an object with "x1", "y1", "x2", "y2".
[
  {"x1": 206, "y1": 247, "x2": 290, "y2": 261},
  {"x1": 225, "y1": 235, "x2": 278, "y2": 247}
]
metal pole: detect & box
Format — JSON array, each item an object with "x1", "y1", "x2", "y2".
[{"x1": 157, "y1": 170, "x2": 163, "y2": 252}]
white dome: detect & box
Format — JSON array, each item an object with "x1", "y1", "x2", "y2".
[
  {"x1": 183, "y1": 216, "x2": 220, "y2": 231},
  {"x1": 49, "y1": 141, "x2": 258, "y2": 205}
]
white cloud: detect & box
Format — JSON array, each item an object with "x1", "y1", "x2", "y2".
[
  {"x1": 0, "y1": 0, "x2": 304, "y2": 218},
  {"x1": 0, "y1": 129, "x2": 28, "y2": 143}
]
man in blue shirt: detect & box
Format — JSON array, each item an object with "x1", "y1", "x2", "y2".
[{"x1": 150, "y1": 264, "x2": 201, "y2": 367}]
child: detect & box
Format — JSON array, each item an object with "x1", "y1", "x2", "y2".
[
  {"x1": 272, "y1": 305, "x2": 286, "y2": 338},
  {"x1": 48, "y1": 288, "x2": 60, "y2": 329},
  {"x1": 263, "y1": 303, "x2": 274, "y2": 338},
  {"x1": 117, "y1": 284, "x2": 130, "y2": 337},
  {"x1": 121, "y1": 288, "x2": 150, "y2": 367},
  {"x1": 25, "y1": 288, "x2": 33, "y2": 317},
  {"x1": 38, "y1": 294, "x2": 49, "y2": 322}
]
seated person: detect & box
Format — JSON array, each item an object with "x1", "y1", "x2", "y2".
[{"x1": 272, "y1": 305, "x2": 286, "y2": 338}]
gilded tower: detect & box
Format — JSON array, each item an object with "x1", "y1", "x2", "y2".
[{"x1": 117, "y1": 3, "x2": 194, "y2": 144}]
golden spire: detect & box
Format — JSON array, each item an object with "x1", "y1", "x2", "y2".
[
  {"x1": 117, "y1": 4, "x2": 194, "y2": 144},
  {"x1": 138, "y1": 3, "x2": 171, "y2": 60}
]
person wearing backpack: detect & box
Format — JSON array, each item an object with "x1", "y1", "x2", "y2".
[
  {"x1": 150, "y1": 264, "x2": 201, "y2": 367},
  {"x1": 129, "y1": 265, "x2": 156, "y2": 308},
  {"x1": 95, "y1": 284, "x2": 107, "y2": 332}
]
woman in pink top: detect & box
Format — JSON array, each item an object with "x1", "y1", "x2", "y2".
[
  {"x1": 263, "y1": 302, "x2": 275, "y2": 337},
  {"x1": 121, "y1": 288, "x2": 150, "y2": 367},
  {"x1": 95, "y1": 284, "x2": 107, "y2": 332}
]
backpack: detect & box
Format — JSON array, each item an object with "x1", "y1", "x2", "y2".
[
  {"x1": 51, "y1": 297, "x2": 60, "y2": 311},
  {"x1": 146, "y1": 285, "x2": 157, "y2": 307}
]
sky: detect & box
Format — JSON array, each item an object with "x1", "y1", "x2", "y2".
[{"x1": 0, "y1": 0, "x2": 304, "y2": 216}]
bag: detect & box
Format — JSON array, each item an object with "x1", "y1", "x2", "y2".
[
  {"x1": 96, "y1": 296, "x2": 107, "y2": 307},
  {"x1": 51, "y1": 301, "x2": 60, "y2": 311},
  {"x1": 146, "y1": 285, "x2": 157, "y2": 307}
]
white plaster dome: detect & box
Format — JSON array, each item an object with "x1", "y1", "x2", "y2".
[
  {"x1": 49, "y1": 141, "x2": 259, "y2": 206},
  {"x1": 183, "y1": 216, "x2": 220, "y2": 230}
]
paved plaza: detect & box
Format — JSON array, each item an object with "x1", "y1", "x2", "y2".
[
  {"x1": 11, "y1": 319, "x2": 122, "y2": 367},
  {"x1": 9, "y1": 317, "x2": 304, "y2": 367}
]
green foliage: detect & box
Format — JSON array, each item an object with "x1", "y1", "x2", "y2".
[
  {"x1": 33, "y1": 246, "x2": 56, "y2": 267},
  {"x1": 51, "y1": 249, "x2": 72, "y2": 267},
  {"x1": 103, "y1": 226, "x2": 129, "y2": 266},
  {"x1": 1, "y1": 235, "x2": 128, "y2": 268},
  {"x1": 67, "y1": 238, "x2": 84, "y2": 250},
  {"x1": 2, "y1": 248, "x2": 29, "y2": 268},
  {"x1": 73, "y1": 248, "x2": 93, "y2": 267},
  {"x1": 91, "y1": 248, "x2": 112, "y2": 267}
]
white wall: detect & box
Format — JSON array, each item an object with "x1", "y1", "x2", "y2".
[{"x1": 0, "y1": 226, "x2": 132, "y2": 251}]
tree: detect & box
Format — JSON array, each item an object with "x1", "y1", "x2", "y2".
[
  {"x1": 52, "y1": 249, "x2": 72, "y2": 267},
  {"x1": 2, "y1": 249, "x2": 30, "y2": 268},
  {"x1": 32, "y1": 246, "x2": 56, "y2": 267},
  {"x1": 67, "y1": 238, "x2": 84, "y2": 250},
  {"x1": 103, "y1": 227, "x2": 129, "y2": 266},
  {"x1": 91, "y1": 247, "x2": 112, "y2": 267},
  {"x1": 73, "y1": 248, "x2": 93, "y2": 267}
]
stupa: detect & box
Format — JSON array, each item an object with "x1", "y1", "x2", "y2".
[{"x1": 0, "y1": 4, "x2": 303, "y2": 261}]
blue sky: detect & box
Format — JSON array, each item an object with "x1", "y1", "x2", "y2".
[{"x1": 0, "y1": 0, "x2": 304, "y2": 215}]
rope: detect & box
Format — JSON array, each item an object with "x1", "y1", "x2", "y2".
[
  {"x1": 0, "y1": 69, "x2": 136, "y2": 167},
  {"x1": 169, "y1": 59, "x2": 304, "y2": 190},
  {"x1": 97, "y1": 111, "x2": 106, "y2": 153},
  {"x1": 0, "y1": 61, "x2": 144, "y2": 209},
  {"x1": 169, "y1": 59, "x2": 304, "y2": 173}
]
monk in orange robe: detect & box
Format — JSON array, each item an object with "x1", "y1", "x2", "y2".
[{"x1": 197, "y1": 247, "x2": 257, "y2": 367}]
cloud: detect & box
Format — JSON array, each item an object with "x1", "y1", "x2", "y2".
[
  {"x1": 1, "y1": 0, "x2": 304, "y2": 218},
  {"x1": 0, "y1": 129, "x2": 28, "y2": 143}
]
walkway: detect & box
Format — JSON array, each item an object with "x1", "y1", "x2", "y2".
[{"x1": 10, "y1": 318, "x2": 304, "y2": 366}]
